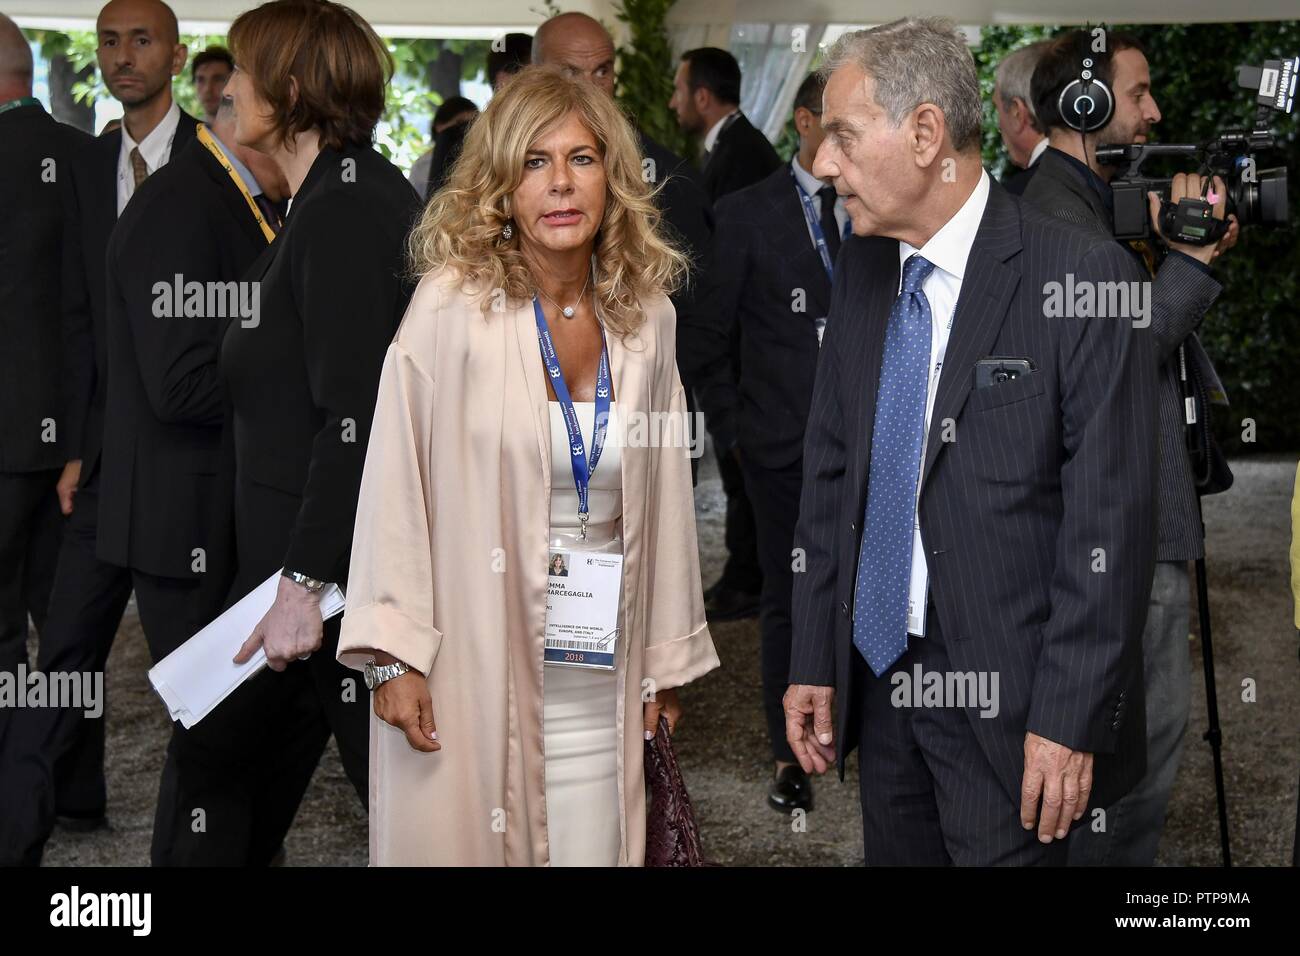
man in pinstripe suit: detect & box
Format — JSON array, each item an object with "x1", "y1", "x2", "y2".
[{"x1": 784, "y1": 19, "x2": 1159, "y2": 865}]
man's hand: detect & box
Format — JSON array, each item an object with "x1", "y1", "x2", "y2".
[
  {"x1": 57, "y1": 460, "x2": 81, "y2": 515},
  {"x1": 783, "y1": 684, "x2": 837, "y2": 774},
  {"x1": 1020, "y1": 731, "x2": 1094, "y2": 843},
  {"x1": 233, "y1": 575, "x2": 324, "y2": 671},
  {"x1": 375, "y1": 669, "x2": 439, "y2": 753},
  {"x1": 1148, "y1": 172, "x2": 1238, "y2": 265}
]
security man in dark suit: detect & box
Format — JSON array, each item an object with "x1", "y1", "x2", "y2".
[
  {"x1": 0, "y1": 14, "x2": 93, "y2": 751},
  {"x1": 1022, "y1": 30, "x2": 1238, "y2": 867},
  {"x1": 689, "y1": 72, "x2": 848, "y2": 814},
  {"x1": 0, "y1": 0, "x2": 196, "y2": 864},
  {"x1": 101, "y1": 100, "x2": 286, "y2": 863},
  {"x1": 786, "y1": 19, "x2": 1157, "y2": 865},
  {"x1": 670, "y1": 47, "x2": 783, "y2": 202},
  {"x1": 669, "y1": 45, "x2": 779, "y2": 618}
]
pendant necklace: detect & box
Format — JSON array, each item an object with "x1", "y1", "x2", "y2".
[{"x1": 536, "y1": 268, "x2": 591, "y2": 318}]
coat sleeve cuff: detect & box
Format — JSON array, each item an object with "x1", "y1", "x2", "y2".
[
  {"x1": 643, "y1": 621, "x2": 719, "y2": 693},
  {"x1": 337, "y1": 601, "x2": 443, "y2": 677}
]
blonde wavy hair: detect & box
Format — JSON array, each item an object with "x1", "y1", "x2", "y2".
[{"x1": 407, "y1": 66, "x2": 688, "y2": 336}]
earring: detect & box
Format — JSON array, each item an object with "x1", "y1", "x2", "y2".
[{"x1": 501, "y1": 220, "x2": 514, "y2": 241}]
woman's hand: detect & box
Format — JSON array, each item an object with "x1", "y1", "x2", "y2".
[
  {"x1": 643, "y1": 687, "x2": 683, "y2": 740},
  {"x1": 375, "y1": 670, "x2": 440, "y2": 753},
  {"x1": 234, "y1": 576, "x2": 323, "y2": 671}
]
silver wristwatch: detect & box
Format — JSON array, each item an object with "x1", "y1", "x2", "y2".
[
  {"x1": 283, "y1": 569, "x2": 326, "y2": 592},
  {"x1": 363, "y1": 659, "x2": 411, "y2": 690}
]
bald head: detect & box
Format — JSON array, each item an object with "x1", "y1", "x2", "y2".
[
  {"x1": 533, "y1": 12, "x2": 616, "y2": 96},
  {"x1": 0, "y1": 13, "x2": 34, "y2": 101},
  {"x1": 98, "y1": 0, "x2": 179, "y2": 45}
]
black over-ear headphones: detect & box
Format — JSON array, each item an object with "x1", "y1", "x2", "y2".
[{"x1": 1057, "y1": 49, "x2": 1115, "y2": 132}]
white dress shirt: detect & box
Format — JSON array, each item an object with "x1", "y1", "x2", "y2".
[
  {"x1": 896, "y1": 168, "x2": 990, "y2": 635},
  {"x1": 790, "y1": 153, "x2": 850, "y2": 241},
  {"x1": 1028, "y1": 137, "x2": 1049, "y2": 167},
  {"x1": 702, "y1": 108, "x2": 739, "y2": 154},
  {"x1": 117, "y1": 100, "x2": 181, "y2": 216}
]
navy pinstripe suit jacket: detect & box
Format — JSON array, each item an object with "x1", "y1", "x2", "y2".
[{"x1": 790, "y1": 178, "x2": 1159, "y2": 814}]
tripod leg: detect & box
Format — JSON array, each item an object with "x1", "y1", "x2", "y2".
[{"x1": 1193, "y1": 554, "x2": 1231, "y2": 867}]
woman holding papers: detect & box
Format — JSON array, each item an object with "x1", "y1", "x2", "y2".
[
  {"x1": 195, "y1": 0, "x2": 421, "y2": 864},
  {"x1": 338, "y1": 67, "x2": 719, "y2": 866}
]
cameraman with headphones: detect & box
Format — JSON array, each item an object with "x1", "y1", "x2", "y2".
[{"x1": 1022, "y1": 28, "x2": 1238, "y2": 867}]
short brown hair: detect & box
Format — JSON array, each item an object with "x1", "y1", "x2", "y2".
[{"x1": 228, "y1": 0, "x2": 391, "y2": 151}]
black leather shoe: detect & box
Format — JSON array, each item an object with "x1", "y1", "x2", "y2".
[
  {"x1": 767, "y1": 765, "x2": 814, "y2": 813},
  {"x1": 55, "y1": 811, "x2": 109, "y2": 833},
  {"x1": 705, "y1": 585, "x2": 760, "y2": 621}
]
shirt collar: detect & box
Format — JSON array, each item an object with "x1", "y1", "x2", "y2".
[
  {"x1": 120, "y1": 100, "x2": 181, "y2": 173},
  {"x1": 703, "y1": 108, "x2": 739, "y2": 153},
  {"x1": 790, "y1": 153, "x2": 828, "y2": 197},
  {"x1": 1028, "y1": 137, "x2": 1049, "y2": 167},
  {"x1": 898, "y1": 168, "x2": 990, "y2": 282}
]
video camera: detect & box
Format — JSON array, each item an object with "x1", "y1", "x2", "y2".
[{"x1": 1097, "y1": 56, "x2": 1296, "y2": 244}]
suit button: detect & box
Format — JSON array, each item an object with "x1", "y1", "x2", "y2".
[
  {"x1": 850, "y1": 521, "x2": 857, "y2": 532},
  {"x1": 840, "y1": 601, "x2": 850, "y2": 619},
  {"x1": 1118, "y1": 690, "x2": 1128, "y2": 701},
  {"x1": 1111, "y1": 719, "x2": 1122, "y2": 731}
]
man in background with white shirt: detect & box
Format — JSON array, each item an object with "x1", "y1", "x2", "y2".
[
  {"x1": 993, "y1": 40, "x2": 1049, "y2": 196},
  {"x1": 0, "y1": 0, "x2": 197, "y2": 864},
  {"x1": 785, "y1": 18, "x2": 1157, "y2": 864}
]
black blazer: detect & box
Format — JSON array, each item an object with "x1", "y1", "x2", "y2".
[
  {"x1": 97, "y1": 136, "x2": 271, "y2": 579},
  {"x1": 0, "y1": 104, "x2": 92, "y2": 472},
  {"x1": 687, "y1": 163, "x2": 831, "y2": 467},
  {"x1": 700, "y1": 112, "x2": 782, "y2": 203},
  {"x1": 638, "y1": 129, "x2": 715, "y2": 391},
  {"x1": 220, "y1": 144, "x2": 421, "y2": 587},
  {"x1": 61, "y1": 109, "x2": 200, "y2": 484},
  {"x1": 790, "y1": 180, "x2": 1158, "y2": 815}
]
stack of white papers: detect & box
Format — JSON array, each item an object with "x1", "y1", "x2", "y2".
[{"x1": 148, "y1": 570, "x2": 345, "y2": 728}]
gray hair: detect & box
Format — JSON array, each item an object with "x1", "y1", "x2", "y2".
[
  {"x1": 820, "y1": 17, "x2": 982, "y2": 153},
  {"x1": 994, "y1": 40, "x2": 1049, "y2": 133}
]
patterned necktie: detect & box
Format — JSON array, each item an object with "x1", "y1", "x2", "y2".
[
  {"x1": 817, "y1": 185, "x2": 841, "y2": 263},
  {"x1": 853, "y1": 253, "x2": 936, "y2": 676},
  {"x1": 129, "y1": 146, "x2": 149, "y2": 190},
  {"x1": 254, "y1": 194, "x2": 282, "y2": 235}
]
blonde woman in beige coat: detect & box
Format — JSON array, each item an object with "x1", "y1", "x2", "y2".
[{"x1": 337, "y1": 67, "x2": 720, "y2": 866}]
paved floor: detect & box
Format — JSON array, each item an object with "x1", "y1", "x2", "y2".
[{"x1": 33, "y1": 452, "x2": 1300, "y2": 866}]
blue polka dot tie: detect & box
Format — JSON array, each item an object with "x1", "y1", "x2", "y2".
[{"x1": 853, "y1": 253, "x2": 936, "y2": 677}]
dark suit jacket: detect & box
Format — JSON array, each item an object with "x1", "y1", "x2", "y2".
[
  {"x1": 700, "y1": 112, "x2": 782, "y2": 203},
  {"x1": 1022, "y1": 147, "x2": 1223, "y2": 561},
  {"x1": 97, "y1": 136, "x2": 271, "y2": 579},
  {"x1": 220, "y1": 144, "x2": 421, "y2": 588},
  {"x1": 0, "y1": 104, "x2": 93, "y2": 473},
  {"x1": 688, "y1": 163, "x2": 830, "y2": 467},
  {"x1": 790, "y1": 179, "x2": 1158, "y2": 815},
  {"x1": 62, "y1": 109, "x2": 200, "y2": 485},
  {"x1": 639, "y1": 130, "x2": 715, "y2": 391}
]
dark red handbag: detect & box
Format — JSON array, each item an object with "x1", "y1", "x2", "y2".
[{"x1": 644, "y1": 715, "x2": 710, "y2": 866}]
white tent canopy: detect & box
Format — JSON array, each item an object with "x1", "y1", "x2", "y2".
[{"x1": 7, "y1": 0, "x2": 1298, "y2": 36}]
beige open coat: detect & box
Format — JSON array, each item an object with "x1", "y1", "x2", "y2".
[{"x1": 337, "y1": 267, "x2": 720, "y2": 866}]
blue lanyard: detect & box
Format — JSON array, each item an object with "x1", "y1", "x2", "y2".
[
  {"x1": 791, "y1": 167, "x2": 847, "y2": 282},
  {"x1": 533, "y1": 296, "x2": 611, "y2": 538}
]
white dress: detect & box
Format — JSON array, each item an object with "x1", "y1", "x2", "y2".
[{"x1": 543, "y1": 399, "x2": 623, "y2": 866}]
